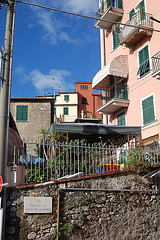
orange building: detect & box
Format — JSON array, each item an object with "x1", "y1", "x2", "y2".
[{"x1": 75, "y1": 81, "x2": 102, "y2": 119}]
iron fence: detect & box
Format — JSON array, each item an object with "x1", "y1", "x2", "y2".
[
  {"x1": 152, "y1": 51, "x2": 160, "y2": 75},
  {"x1": 7, "y1": 141, "x2": 160, "y2": 185}
]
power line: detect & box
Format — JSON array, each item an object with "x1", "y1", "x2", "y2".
[{"x1": 17, "y1": 0, "x2": 160, "y2": 33}]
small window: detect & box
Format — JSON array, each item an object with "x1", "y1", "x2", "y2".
[
  {"x1": 137, "y1": 45, "x2": 150, "y2": 77},
  {"x1": 82, "y1": 98, "x2": 87, "y2": 105},
  {"x1": 80, "y1": 85, "x2": 89, "y2": 91},
  {"x1": 142, "y1": 95, "x2": 155, "y2": 125},
  {"x1": 112, "y1": 24, "x2": 120, "y2": 50},
  {"x1": 107, "y1": 0, "x2": 122, "y2": 9},
  {"x1": 117, "y1": 111, "x2": 126, "y2": 125},
  {"x1": 54, "y1": 108, "x2": 56, "y2": 115},
  {"x1": 64, "y1": 95, "x2": 69, "y2": 101},
  {"x1": 63, "y1": 107, "x2": 68, "y2": 115},
  {"x1": 16, "y1": 105, "x2": 28, "y2": 121}
]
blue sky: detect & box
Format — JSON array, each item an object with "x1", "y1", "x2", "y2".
[{"x1": 0, "y1": 0, "x2": 101, "y2": 98}]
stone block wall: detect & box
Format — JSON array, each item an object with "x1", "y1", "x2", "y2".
[{"x1": 5, "y1": 172, "x2": 160, "y2": 240}]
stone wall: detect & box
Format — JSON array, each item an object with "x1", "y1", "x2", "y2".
[
  {"x1": 10, "y1": 100, "x2": 53, "y2": 142},
  {"x1": 5, "y1": 172, "x2": 160, "y2": 240}
]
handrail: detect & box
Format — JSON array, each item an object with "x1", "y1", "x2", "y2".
[{"x1": 119, "y1": 12, "x2": 153, "y2": 43}]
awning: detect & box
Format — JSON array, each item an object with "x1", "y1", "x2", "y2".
[
  {"x1": 8, "y1": 128, "x2": 22, "y2": 153},
  {"x1": 92, "y1": 55, "x2": 129, "y2": 90},
  {"x1": 49, "y1": 123, "x2": 141, "y2": 145}
]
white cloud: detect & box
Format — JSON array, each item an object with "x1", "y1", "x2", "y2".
[
  {"x1": 26, "y1": 0, "x2": 96, "y2": 45},
  {"x1": 15, "y1": 67, "x2": 73, "y2": 93},
  {"x1": 63, "y1": 0, "x2": 95, "y2": 15}
]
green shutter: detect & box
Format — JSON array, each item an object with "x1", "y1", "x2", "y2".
[
  {"x1": 137, "y1": 45, "x2": 150, "y2": 76},
  {"x1": 117, "y1": 112, "x2": 126, "y2": 126},
  {"x1": 54, "y1": 108, "x2": 56, "y2": 115},
  {"x1": 82, "y1": 98, "x2": 87, "y2": 105},
  {"x1": 139, "y1": 0, "x2": 145, "y2": 20},
  {"x1": 112, "y1": 24, "x2": 120, "y2": 50},
  {"x1": 16, "y1": 105, "x2": 28, "y2": 121},
  {"x1": 129, "y1": 8, "x2": 135, "y2": 20},
  {"x1": 142, "y1": 96, "x2": 155, "y2": 125},
  {"x1": 64, "y1": 95, "x2": 69, "y2": 101},
  {"x1": 64, "y1": 107, "x2": 68, "y2": 115},
  {"x1": 107, "y1": 0, "x2": 110, "y2": 8},
  {"x1": 118, "y1": 0, "x2": 122, "y2": 9}
]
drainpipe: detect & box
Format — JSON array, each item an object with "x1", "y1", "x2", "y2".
[{"x1": 57, "y1": 188, "x2": 60, "y2": 240}]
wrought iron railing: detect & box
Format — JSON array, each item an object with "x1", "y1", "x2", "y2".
[
  {"x1": 101, "y1": 84, "x2": 128, "y2": 102},
  {"x1": 151, "y1": 51, "x2": 160, "y2": 75},
  {"x1": 119, "y1": 12, "x2": 153, "y2": 43},
  {"x1": 7, "y1": 141, "x2": 160, "y2": 185}
]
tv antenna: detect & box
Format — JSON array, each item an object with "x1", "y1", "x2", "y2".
[{"x1": 46, "y1": 77, "x2": 60, "y2": 98}]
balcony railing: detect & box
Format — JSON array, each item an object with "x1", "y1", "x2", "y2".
[
  {"x1": 151, "y1": 51, "x2": 160, "y2": 78},
  {"x1": 102, "y1": 84, "x2": 128, "y2": 102},
  {"x1": 119, "y1": 12, "x2": 153, "y2": 46}
]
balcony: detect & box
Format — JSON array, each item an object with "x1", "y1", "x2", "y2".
[
  {"x1": 95, "y1": 0, "x2": 124, "y2": 30},
  {"x1": 98, "y1": 83, "x2": 129, "y2": 115},
  {"x1": 119, "y1": 12, "x2": 153, "y2": 48},
  {"x1": 92, "y1": 55, "x2": 129, "y2": 91},
  {"x1": 151, "y1": 51, "x2": 160, "y2": 79}
]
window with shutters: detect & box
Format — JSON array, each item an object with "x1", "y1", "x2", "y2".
[
  {"x1": 64, "y1": 95, "x2": 69, "y2": 101},
  {"x1": 129, "y1": 0, "x2": 145, "y2": 22},
  {"x1": 80, "y1": 85, "x2": 89, "y2": 90},
  {"x1": 142, "y1": 95, "x2": 155, "y2": 125},
  {"x1": 112, "y1": 24, "x2": 120, "y2": 50},
  {"x1": 82, "y1": 98, "x2": 87, "y2": 105},
  {"x1": 137, "y1": 45, "x2": 150, "y2": 77},
  {"x1": 16, "y1": 105, "x2": 28, "y2": 121},
  {"x1": 107, "y1": 0, "x2": 122, "y2": 9},
  {"x1": 117, "y1": 111, "x2": 126, "y2": 125},
  {"x1": 63, "y1": 107, "x2": 68, "y2": 115}
]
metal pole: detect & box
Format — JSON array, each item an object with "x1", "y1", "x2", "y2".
[{"x1": 0, "y1": 1, "x2": 15, "y2": 239}]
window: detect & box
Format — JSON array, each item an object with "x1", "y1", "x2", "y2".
[
  {"x1": 137, "y1": 45, "x2": 150, "y2": 77},
  {"x1": 16, "y1": 105, "x2": 28, "y2": 121},
  {"x1": 129, "y1": 0, "x2": 145, "y2": 21},
  {"x1": 107, "y1": 0, "x2": 122, "y2": 9},
  {"x1": 54, "y1": 108, "x2": 56, "y2": 115},
  {"x1": 64, "y1": 95, "x2": 69, "y2": 101},
  {"x1": 112, "y1": 24, "x2": 120, "y2": 50},
  {"x1": 63, "y1": 107, "x2": 68, "y2": 115},
  {"x1": 117, "y1": 111, "x2": 126, "y2": 125},
  {"x1": 82, "y1": 98, "x2": 87, "y2": 105},
  {"x1": 129, "y1": 8, "x2": 135, "y2": 20},
  {"x1": 142, "y1": 95, "x2": 155, "y2": 125},
  {"x1": 80, "y1": 85, "x2": 89, "y2": 90}
]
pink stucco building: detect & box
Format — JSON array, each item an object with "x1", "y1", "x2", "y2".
[{"x1": 92, "y1": 0, "x2": 160, "y2": 148}]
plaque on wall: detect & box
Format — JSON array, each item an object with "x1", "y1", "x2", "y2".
[{"x1": 24, "y1": 197, "x2": 52, "y2": 213}]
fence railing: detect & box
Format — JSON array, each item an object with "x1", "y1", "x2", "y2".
[
  {"x1": 7, "y1": 142, "x2": 160, "y2": 186},
  {"x1": 119, "y1": 12, "x2": 153, "y2": 43},
  {"x1": 152, "y1": 51, "x2": 160, "y2": 75}
]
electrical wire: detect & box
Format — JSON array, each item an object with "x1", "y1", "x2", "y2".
[{"x1": 16, "y1": 0, "x2": 160, "y2": 33}]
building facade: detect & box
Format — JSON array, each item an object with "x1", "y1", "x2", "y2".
[
  {"x1": 93, "y1": 0, "x2": 160, "y2": 147},
  {"x1": 75, "y1": 81, "x2": 102, "y2": 119},
  {"x1": 54, "y1": 92, "x2": 78, "y2": 123},
  {"x1": 10, "y1": 97, "x2": 54, "y2": 142}
]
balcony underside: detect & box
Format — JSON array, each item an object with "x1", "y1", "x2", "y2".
[
  {"x1": 97, "y1": 98, "x2": 130, "y2": 115},
  {"x1": 95, "y1": 6, "x2": 124, "y2": 30},
  {"x1": 119, "y1": 27, "x2": 153, "y2": 48}
]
